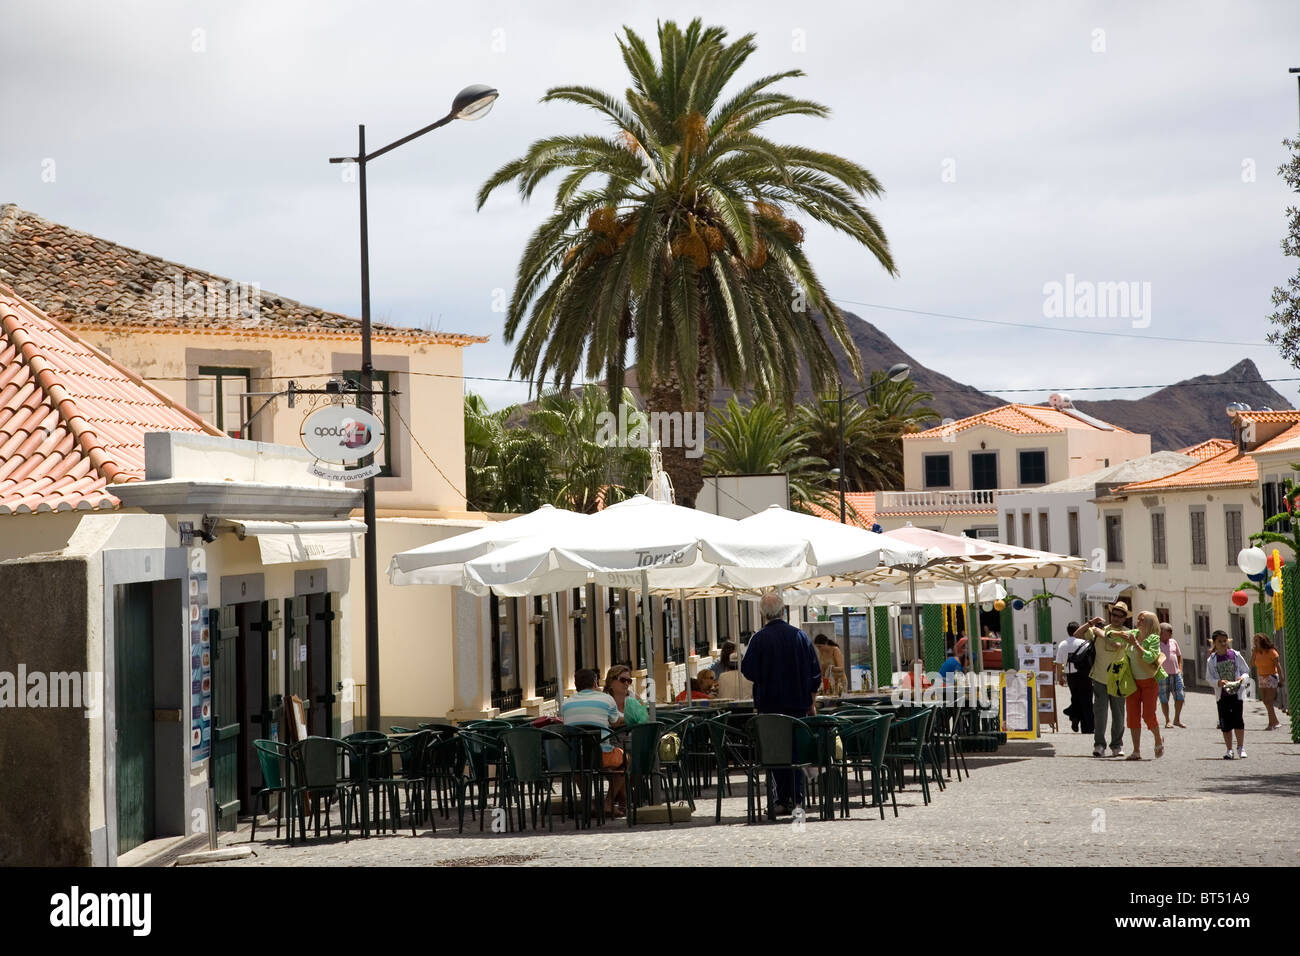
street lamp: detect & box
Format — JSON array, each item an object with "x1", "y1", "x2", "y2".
[{"x1": 329, "y1": 83, "x2": 498, "y2": 730}]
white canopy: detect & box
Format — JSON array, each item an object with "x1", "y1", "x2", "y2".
[
  {"x1": 228, "y1": 518, "x2": 366, "y2": 565},
  {"x1": 386, "y1": 504, "x2": 589, "y2": 586},
  {"x1": 462, "y1": 495, "x2": 817, "y2": 597},
  {"x1": 739, "y1": 505, "x2": 927, "y2": 578}
]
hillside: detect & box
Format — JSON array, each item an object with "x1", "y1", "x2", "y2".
[{"x1": 570, "y1": 311, "x2": 1291, "y2": 450}]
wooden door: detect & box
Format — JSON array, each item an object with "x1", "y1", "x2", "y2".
[
  {"x1": 307, "y1": 592, "x2": 337, "y2": 735},
  {"x1": 115, "y1": 582, "x2": 155, "y2": 855}
]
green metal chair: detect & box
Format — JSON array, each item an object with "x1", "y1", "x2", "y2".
[
  {"x1": 455, "y1": 729, "x2": 504, "y2": 832},
  {"x1": 622, "y1": 722, "x2": 677, "y2": 827},
  {"x1": 501, "y1": 727, "x2": 564, "y2": 832},
  {"x1": 287, "y1": 737, "x2": 359, "y2": 842},
  {"x1": 883, "y1": 709, "x2": 937, "y2": 806},
  {"x1": 749, "y1": 714, "x2": 816, "y2": 822},
  {"x1": 836, "y1": 713, "x2": 896, "y2": 818},
  {"x1": 251, "y1": 739, "x2": 290, "y2": 841}
]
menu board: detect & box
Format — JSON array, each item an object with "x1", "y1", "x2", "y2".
[
  {"x1": 999, "y1": 670, "x2": 1039, "y2": 739},
  {"x1": 189, "y1": 548, "x2": 212, "y2": 762},
  {"x1": 1021, "y1": 643, "x2": 1058, "y2": 732}
]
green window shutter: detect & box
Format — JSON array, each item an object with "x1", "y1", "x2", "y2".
[{"x1": 210, "y1": 607, "x2": 241, "y2": 829}]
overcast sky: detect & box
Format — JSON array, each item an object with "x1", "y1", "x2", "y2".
[{"x1": 4, "y1": 0, "x2": 1299, "y2": 409}]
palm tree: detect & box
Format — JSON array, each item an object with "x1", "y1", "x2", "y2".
[
  {"x1": 530, "y1": 386, "x2": 651, "y2": 512},
  {"x1": 464, "y1": 394, "x2": 553, "y2": 512},
  {"x1": 704, "y1": 396, "x2": 836, "y2": 513},
  {"x1": 796, "y1": 394, "x2": 903, "y2": 490},
  {"x1": 477, "y1": 18, "x2": 895, "y2": 506}
]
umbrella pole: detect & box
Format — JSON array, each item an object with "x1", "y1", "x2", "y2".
[
  {"x1": 641, "y1": 570, "x2": 659, "y2": 807},
  {"x1": 642, "y1": 571, "x2": 655, "y2": 721},
  {"x1": 549, "y1": 592, "x2": 565, "y2": 712},
  {"x1": 909, "y1": 569, "x2": 921, "y2": 689},
  {"x1": 966, "y1": 572, "x2": 979, "y2": 675}
]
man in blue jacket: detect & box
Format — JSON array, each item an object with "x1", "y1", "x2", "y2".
[{"x1": 740, "y1": 590, "x2": 823, "y2": 817}]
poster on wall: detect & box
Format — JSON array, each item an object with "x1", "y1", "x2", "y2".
[{"x1": 189, "y1": 547, "x2": 211, "y2": 762}]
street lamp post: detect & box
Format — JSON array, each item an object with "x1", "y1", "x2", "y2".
[
  {"x1": 826, "y1": 363, "x2": 910, "y2": 688},
  {"x1": 329, "y1": 84, "x2": 498, "y2": 730}
]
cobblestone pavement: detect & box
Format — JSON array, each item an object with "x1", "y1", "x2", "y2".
[{"x1": 208, "y1": 691, "x2": 1298, "y2": 867}]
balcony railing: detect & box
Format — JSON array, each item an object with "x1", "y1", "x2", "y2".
[{"x1": 874, "y1": 489, "x2": 1016, "y2": 513}]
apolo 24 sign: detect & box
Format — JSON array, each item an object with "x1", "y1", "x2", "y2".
[{"x1": 301, "y1": 405, "x2": 385, "y2": 481}]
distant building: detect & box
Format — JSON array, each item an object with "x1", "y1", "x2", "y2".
[
  {"x1": 848, "y1": 397, "x2": 1152, "y2": 536},
  {"x1": 1094, "y1": 427, "x2": 1275, "y2": 686},
  {"x1": 994, "y1": 450, "x2": 1202, "y2": 643}
]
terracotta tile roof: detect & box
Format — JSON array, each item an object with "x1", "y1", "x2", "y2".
[
  {"x1": 1251, "y1": 422, "x2": 1300, "y2": 455},
  {"x1": 1233, "y1": 410, "x2": 1300, "y2": 425},
  {"x1": 804, "y1": 492, "x2": 876, "y2": 528},
  {"x1": 904, "y1": 402, "x2": 1128, "y2": 439},
  {"x1": 0, "y1": 204, "x2": 487, "y2": 346},
  {"x1": 1110, "y1": 445, "x2": 1257, "y2": 494},
  {"x1": 1176, "y1": 438, "x2": 1235, "y2": 461},
  {"x1": 0, "y1": 284, "x2": 219, "y2": 514}
]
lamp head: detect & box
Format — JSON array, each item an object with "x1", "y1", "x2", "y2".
[
  {"x1": 886, "y1": 363, "x2": 911, "y2": 383},
  {"x1": 451, "y1": 84, "x2": 498, "y2": 121}
]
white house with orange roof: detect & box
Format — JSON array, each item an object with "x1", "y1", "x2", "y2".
[
  {"x1": 866, "y1": 395, "x2": 1151, "y2": 537},
  {"x1": 0, "y1": 285, "x2": 369, "y2": 865}
]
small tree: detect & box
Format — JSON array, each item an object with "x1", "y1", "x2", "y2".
[{"x1": 1265, "y1": 138, "x2": 1300, "y2": 363}]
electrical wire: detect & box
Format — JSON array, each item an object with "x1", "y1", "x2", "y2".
[{"x1": 829, "y1": 297, "x2": 1275, "y2": 349}]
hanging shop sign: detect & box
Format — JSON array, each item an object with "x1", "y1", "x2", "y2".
[{"x1": 301, "y1": 404, "x2": 384, "y2": 481}]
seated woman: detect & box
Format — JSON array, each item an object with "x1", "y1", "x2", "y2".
[
  {"x1": 604, "y1": 665, "x2": 648, "y2": 727},
  {"x1": 813, "y1": 635, "x2": 847, "y2": 696},
  {"x1": 675, "y1": 672, "x2": 716, "y2": 701},
  {"x1": 710, "y1": 640, "x2": 738, "y2": 678}
]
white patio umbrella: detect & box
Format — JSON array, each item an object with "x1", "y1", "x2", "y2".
[
  {"x1": 879, "y1": 525, "x2": 1086, "y2": 674},
  {"x1": 387, "y1": 504, "x2": 590, "y2": 585},
  {"x1": 387, "y1": 504, "x2": 592, "y2": 712},
  {"x1": 463, "y1": 495, "x2": 818, "y2": 715}
]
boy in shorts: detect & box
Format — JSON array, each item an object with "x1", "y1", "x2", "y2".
[{"x1": 1206, "y1": 630, "x2": 1250, "y2": 759}]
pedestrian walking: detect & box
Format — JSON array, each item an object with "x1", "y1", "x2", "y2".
[
  {"x1": 1158, "y1": 622, "x2": 1186, "y2": 728},
  {"x1": 1207, "y1": 630, "x2": 1250, "y2": 760},
  {"x1": 1076, "y1": 601, "x2": 1132, "y2": 757},
  {"x1": 1119, "y1": 611, "x2": 1167, "y2": 760},
  {"x1": 1055, "y1": 622, "x2": 1094, "y2": 734},
  {"x1": 1252, "y1": 633, "x2": 1282, "y2": 731}
]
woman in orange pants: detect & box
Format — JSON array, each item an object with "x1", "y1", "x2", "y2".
[{"x1": 1122, "y1": 611, "x2": 1167, "y2": 760}]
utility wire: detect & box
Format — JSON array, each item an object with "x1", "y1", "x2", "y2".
[{"x1": 830, "y1": 297, "x2": 1274, "y2": 349}]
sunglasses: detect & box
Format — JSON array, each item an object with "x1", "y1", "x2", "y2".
[{"x1": 617, "y1": 676, "x2": 633, "y2": 684}]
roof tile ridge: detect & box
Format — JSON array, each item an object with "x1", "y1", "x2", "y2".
[
  {"x1": 0, "y1": 307, "x2": 128, "y2": 485},
  {"x1": 1, "y1": 284, "x2": 220, "y2": 440}
]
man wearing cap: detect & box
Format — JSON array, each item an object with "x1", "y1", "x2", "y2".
[
  {"x1": 1076, "y1": 601, "x2": 1132, "y2": 757},
  {"x1": 741, "y1": 590, "x2": 823, "y2": 817}
]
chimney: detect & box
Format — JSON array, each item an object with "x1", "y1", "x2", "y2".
[{"x1": 1226, "y1": 402, "x2": 1252, "y2": 452}]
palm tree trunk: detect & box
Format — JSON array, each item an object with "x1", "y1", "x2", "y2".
[{"x1": 646, "y1": 334, "x2": 713, "y2": 508}]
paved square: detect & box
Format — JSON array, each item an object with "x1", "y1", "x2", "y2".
[{"x1": 208, "y1": 691, "x2": 1298, "y2": 867}]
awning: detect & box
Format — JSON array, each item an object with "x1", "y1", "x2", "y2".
[
  {"x1": 1082, "y1": 580, "x2": 1134, "y2": 603},
  {"x1": 227, "y1": 519, "x2": 366, "y2": 565}
]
